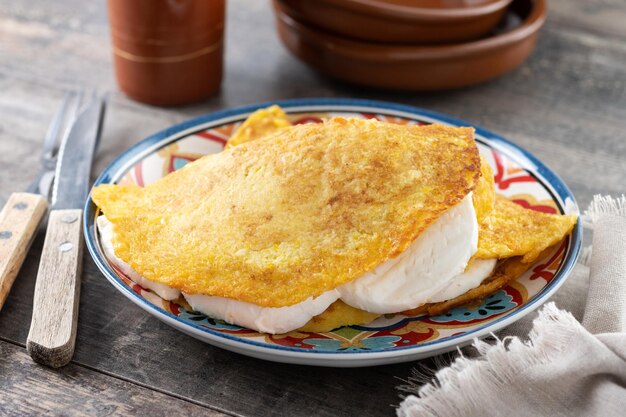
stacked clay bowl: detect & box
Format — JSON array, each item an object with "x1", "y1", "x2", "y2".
[{"x1": 273, "y1": 0, "x2": 547, "y2": 90}]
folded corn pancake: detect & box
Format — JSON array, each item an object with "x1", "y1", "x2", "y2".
[
  {"x1": 93, "y1": 108, "x2": 577, "y2": 334},
  {"x1": 93, "y1": 118, "x2": 481, "y2": 308}
]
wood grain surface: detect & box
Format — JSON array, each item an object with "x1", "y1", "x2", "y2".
[
  {"x1": 0, "y1": 340, "x2": 229, "y2": 417},
  {"x1": 0, "y1": 192, "x2": 47, "y2": 311},
  {"x1": 27, "y1": 209, "x2": 83, "y2": 368},
  {"x1": 0, "y1": 0, "x2": 625, "y2": 416}
]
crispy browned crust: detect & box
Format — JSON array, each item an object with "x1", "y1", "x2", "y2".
[{"x1": 93, "y1": 118, "x2": 480, "y2": 307}]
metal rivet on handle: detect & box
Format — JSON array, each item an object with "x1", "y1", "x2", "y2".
[
  {"x1": 61, "y1": 215, "x2": 78, "y2": 224},
  {"x1": 58, "y1": 241, "x2": 73, "y2": 252},
  {"x1": 14, "y1": 202, "x2": 28, "y2": 210},
  {"x1": 0, "y1": 231, "x2": 12, "y2": 239}
]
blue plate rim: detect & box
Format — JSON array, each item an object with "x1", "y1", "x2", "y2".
[{"x1": 84, "y1": 98, "x2": 582, "y2": 358}]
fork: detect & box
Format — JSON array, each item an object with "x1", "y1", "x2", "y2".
[{"x1": 0, "y1": 92, "x2": 83, "y2": 311}]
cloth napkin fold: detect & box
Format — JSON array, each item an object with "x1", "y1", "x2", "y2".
[{"x1": 397, "y1": 195, "x2": 626, "y2": 417}]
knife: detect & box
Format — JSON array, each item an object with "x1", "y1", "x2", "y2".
[
  {"x1": 27, "y1": 94, "x2": 105, "y2": 368},
  {"x1": 0, "y1": 92, "x2": 83, "y2": 312}
]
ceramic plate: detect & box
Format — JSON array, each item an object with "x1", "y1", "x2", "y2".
[{"x1": 85, "y1": 99, "x2": 581, "y2": 367}]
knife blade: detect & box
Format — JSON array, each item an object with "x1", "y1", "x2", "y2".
[
  {"x1": 51, "y1": 97, "x2": 105, "y2": 210},
  {"x1": 0, "y1": 92, "x2": 83, "y2": 312},
  {"x1": 27, "y1": 94, "x2": 105, "y2": 368}
]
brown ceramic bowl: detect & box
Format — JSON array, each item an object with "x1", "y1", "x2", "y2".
[
  {"x1": 274, "y1": 0, "x2": 546, "y2": 91},
  {"x1": 278, "y1": 0, "x2": 513, "y2": 44}
]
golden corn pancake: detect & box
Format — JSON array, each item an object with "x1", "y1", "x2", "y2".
[
  {"x1": 225, "y1": 105, "x2": 291, "y2": 148},
  {"x1": 473, "y1": 155, "x2": 495, "y2": 222},
  {"x1": 299, "y1": 300, "x2": 379, "y2": 333},
  {"x1": 93, "y1": 118, "x2": 481, "y2": 307},
  {"x1": 476, "y1": 197, "x2": 577, "y2": 263},
  {"x1": 93, "y1": 106, "x2": 577, "y2": 334}
]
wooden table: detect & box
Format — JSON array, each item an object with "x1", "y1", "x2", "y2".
[{"x1": 1, "y1": 1, "x2": 625, "y2": 415}]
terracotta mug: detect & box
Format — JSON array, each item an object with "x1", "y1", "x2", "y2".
[{"x1": 107, "y1": 0, "x2": 225, "y2": 106}]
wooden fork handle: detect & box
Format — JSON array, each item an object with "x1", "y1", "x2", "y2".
[
  {"x1": 27, "y1": 208, "x2": 83, "y2": 368},
  {"x1": 0, "y1": 192, "x2": 48, "y2": 311}
]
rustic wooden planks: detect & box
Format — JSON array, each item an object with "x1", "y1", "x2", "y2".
[
  {"x1": 0, "y1": 0, "x2": 625, "y2": 416},
  {"x1": 0, "y1": 340, "x2": 230, "y2": 417}
]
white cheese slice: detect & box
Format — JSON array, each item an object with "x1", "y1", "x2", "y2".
[
  {"x1": 429, "y1": 258, "x2": 497, "y2": 303},
  {"x1": 338, "y1": 194, "x2": 479, "y2": 314},
  {"x1": 183, "y1": 290, "x2": 340, "y2": 334}
]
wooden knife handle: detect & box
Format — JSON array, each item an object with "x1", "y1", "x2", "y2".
[
  {"x1": 0, "y1": 192, "x2": 48, "y2": 311},
  {"x1": 27, "y1": 208, "x2": 83, "y2": 368}
]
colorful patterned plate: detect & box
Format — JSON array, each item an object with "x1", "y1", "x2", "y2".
[{"x1": 84, "y1": 99, "x2": 581, "y2": 367}]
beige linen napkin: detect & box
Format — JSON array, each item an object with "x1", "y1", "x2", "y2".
[{"x1": 397, "y1": 195, "x2": 626, "y2": 417}]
